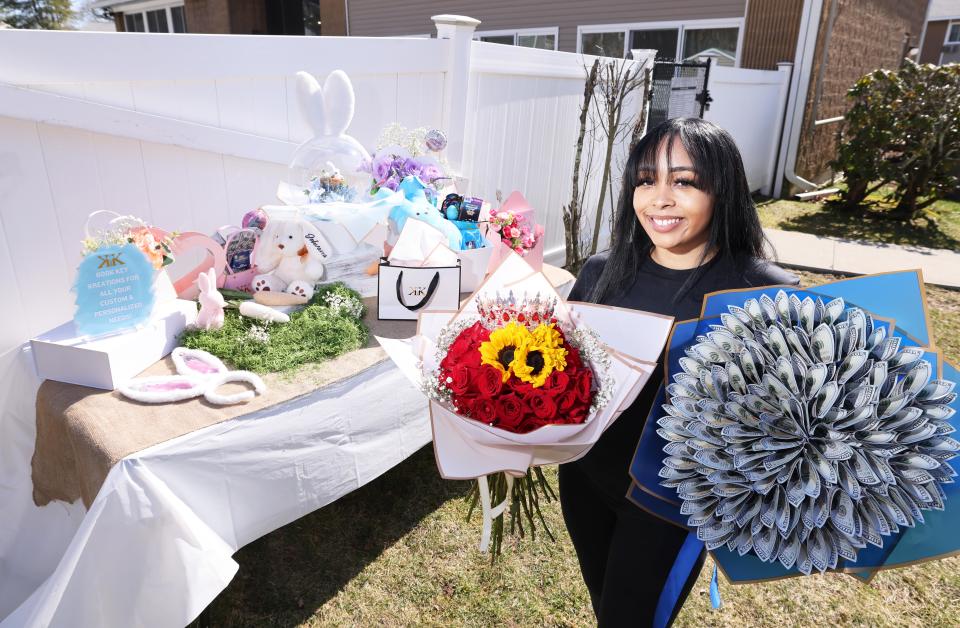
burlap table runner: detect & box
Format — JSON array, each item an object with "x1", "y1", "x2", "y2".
[
  {"x1": 31, "y1": 297, "x2": 416, "y2": 508},
  {"x1": 32, "y1": 265, "x2": 574, "y2": 509}
]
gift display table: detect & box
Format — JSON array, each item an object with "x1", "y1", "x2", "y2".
[{"x1": 7, "y1": 266, "x2": 574, "y2": 628}]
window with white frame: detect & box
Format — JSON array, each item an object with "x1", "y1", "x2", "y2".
[
  {"x1": 579, "y1": 19, "x2": 743, "y2": 66},
  {"x1": 474, "y1": 28, "x2": 558, "y2": 51},
  {"x1": 948, "y1": 22, "x2": 960, "y2": 44},
  {"x1": 122, "y1": 1, "x2": 186, "y2": 33}
]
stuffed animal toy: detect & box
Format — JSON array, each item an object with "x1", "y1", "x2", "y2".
[
  {"x1": 252, "y1": 218, "x2": 328, "y2": 300},
  {"x1": 195, "y1": 268, "x2": 226, "y2": 330},
  {"x1": 386, "y1": 176, "x2": 461, "y2": 250}
]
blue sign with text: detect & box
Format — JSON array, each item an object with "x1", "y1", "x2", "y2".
[{"x1": 74, "y1": 243, "x2": 156, "y2": 336}]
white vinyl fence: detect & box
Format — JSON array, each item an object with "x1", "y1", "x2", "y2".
[
  {"x1": 704, "y1": 64, "x2": 792, "y2": 195},
  {"x1": 0, "y1": 20, "x2": 650, "y2": 361}
]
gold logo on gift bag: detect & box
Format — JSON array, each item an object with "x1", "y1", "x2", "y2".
[
  {"x1": 408, "y1": 285, "x2": 426, "y2": 297},
  {"x1": 97, "y1": 253, "x2": 125, "y2": 269}
]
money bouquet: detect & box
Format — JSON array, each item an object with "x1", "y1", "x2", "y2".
[
  {"x1": 378, "y1": 254, "x2": 673, "y2": 555},
  {"x1": 629, "y1": 271, "x2": 959, "y2": 616}
]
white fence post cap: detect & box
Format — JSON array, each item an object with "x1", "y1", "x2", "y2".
[{"x1": 431, "y1": 15, "x2": 481, "y2": 30}]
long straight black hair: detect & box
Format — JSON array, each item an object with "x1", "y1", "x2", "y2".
[{"x1": 588, "y1": 117, "x2": 767, "y2": 304}]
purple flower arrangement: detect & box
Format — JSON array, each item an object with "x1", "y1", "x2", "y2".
[{"x1": 359, "y1": 147, "x2": 448, "y2": 199}]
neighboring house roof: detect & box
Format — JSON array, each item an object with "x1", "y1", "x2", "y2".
[
  {"x1": 929, "y1": 0, "x2": 960, "y2": 20},
  {"x1": 683, "y1": 47, "x2": 737, "y2": 64}
]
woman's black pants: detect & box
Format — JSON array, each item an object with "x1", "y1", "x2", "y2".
[{"x1": 559, "y1": 462, "x2": 706, "y2": 627}]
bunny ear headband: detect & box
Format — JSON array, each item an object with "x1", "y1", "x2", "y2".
[{"x1": 120, "y1": 348, "x2": 267, "y2": 406}]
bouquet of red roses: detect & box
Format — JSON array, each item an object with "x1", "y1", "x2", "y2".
[
  {"x1": 430, "y1": 296, "x2": 605, "y2": 434},
  {"x1": 377, "y1": 253, "x2": 673, "y2": 555}
]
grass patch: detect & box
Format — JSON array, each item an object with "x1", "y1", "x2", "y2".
[
  {"x1": 756, "y1": 190, "x2": 960, "y2": 251},
  {"x1": 179, "y1": 283, "x2": 367, "y2": 373},
  {"x1": 190, "y1": 271, "x2": 960, "y2": 628}
]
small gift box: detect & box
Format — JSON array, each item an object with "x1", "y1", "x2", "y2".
[{"x1": 31, "y1": 298, "x2": 198, "y2": 390}]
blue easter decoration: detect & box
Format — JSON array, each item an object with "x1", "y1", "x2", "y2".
[
  {"x1": 74, "y1": 243, "x2": 156, "y2": 337},
  {"x1": 386, "y1": 176, "x2": 462, "y2": 249}
]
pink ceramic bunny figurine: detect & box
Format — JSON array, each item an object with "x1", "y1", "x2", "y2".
[{"x1": 196, "y1": 268, "x2": 226, "y2": 330}]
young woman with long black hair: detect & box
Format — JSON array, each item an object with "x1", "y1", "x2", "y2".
[{"x1": 560, "y1": 118, "x2": 799, "y2": 626}]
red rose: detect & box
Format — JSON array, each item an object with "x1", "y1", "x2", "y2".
[
  {"x1": 527, "y1": 388, "x2": 558, "y2": 420},
  {"x1": 454, "y1": 395, "x2": 475, "y2": 416},
  {"x1": 472, "y1": 397, "x2": 497, "y2": 423},
  {"x1": 442, "y1": 323, "x2": 487, "y2": 370},
  {"x1": 476, "y1": 365, "x2": 503, "y2": 398},
  {"x1": 559, "y1": 390, "x2": 579, "y2": 412},
  {"x1": 565, "y1": 345, "x2": 584, "y2": 370},
  {"x1": 576, "y1": 369, "x2": 593, "y2": 403},
  {"x1": 568, "y1": 401, "x2": 590, "y2": 424},
  {"x1": 446, "y1": 364, "x2": 472, "y2": 395},
  {"x1": 543, "y1": 370, "x2": 571, "y2": 396},
  {"x1": 511, "y1": 380, "x2": 535, "y2": 398},
  {"x1": 519, "y1": 415, "x2": 548, "y2": 432},
  {"x1": 495, "y1": 393, "x2": 528, "y2": 431}
]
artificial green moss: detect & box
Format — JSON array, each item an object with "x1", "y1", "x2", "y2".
[{"x1": 179, "y1": 282, "x2": 368, "y2": 374}]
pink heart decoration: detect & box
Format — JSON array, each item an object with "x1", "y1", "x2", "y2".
[{"x1": 158, "y1": 231, "x2": 227, "y2": 300}]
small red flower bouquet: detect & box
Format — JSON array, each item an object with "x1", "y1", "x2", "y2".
[{"x1": 377, "y1": 253, "x2": 673, "y2": 555}]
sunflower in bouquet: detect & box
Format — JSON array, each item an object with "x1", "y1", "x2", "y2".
[{"x1": 376, "y1": 254, "x2": 672, "y2": 557}]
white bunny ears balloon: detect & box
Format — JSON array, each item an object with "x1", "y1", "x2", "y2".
[{"x1": 279, "y1": 70, "x2": 372, "y2": 205}]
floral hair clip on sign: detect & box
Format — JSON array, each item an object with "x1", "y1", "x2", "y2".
[{"x1": 378, "y1": 253, "x2": 675, "y2": 556}]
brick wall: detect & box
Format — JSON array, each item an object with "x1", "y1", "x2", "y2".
[
  {"x1": 741, "y1": 0, "x2": 805, "y2": 70},
  {"x1": 183, "y1": 0, "x2": 267, "y2": 34},
  {"x1": 793, "y1": 0, "x2": 928, "y2": 186},
  {"x1": 185, "y1": 0, "x2": 232, "y2": 33}
]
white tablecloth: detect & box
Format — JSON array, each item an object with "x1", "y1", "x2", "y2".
[
  {"x1": 0, "y1": 275, "x2": 574, "y2": 627},
  {"x1": 0, "y1": 350, "x2": 429, "y2": 628}
]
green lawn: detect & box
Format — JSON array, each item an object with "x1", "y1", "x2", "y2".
[
  {"x1": 756, "y1": 192, "x2": 960, "y2": 251},
  {"x1": 191, "y1": 271, "x2": 960, "y2": 628}
]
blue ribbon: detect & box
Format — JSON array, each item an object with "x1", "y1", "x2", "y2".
[
  {"x1": 710, "y1": 563, "x2": 722, "y2": 609},
  {"x1": 653, "y1": 532, "x2": 704, "y2": 628}
]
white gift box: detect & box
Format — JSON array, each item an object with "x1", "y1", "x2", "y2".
[{"x1": 30, "y1": 299, "x2": 198, "y2": 390}]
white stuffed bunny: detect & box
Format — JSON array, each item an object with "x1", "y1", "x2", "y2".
[
  {"x1": 278, "y1": 70, "x2": 372, "y2": 205},
  {"x1": 252, "y1": 218, "x2": 327, "y2": 299},
  {"x1": 195, "y1": 268, "x2": 226, "y2": 330}
]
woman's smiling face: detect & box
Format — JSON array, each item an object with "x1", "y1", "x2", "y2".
[{"x1": 633, "y1": 138, "x2": 715, "y2": 266}]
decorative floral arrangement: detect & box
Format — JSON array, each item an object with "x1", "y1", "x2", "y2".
[
  {"x1": 82, "y1": 215, "x2": 176, "y2": 270},
  {"x1": 425, "y1": 292, "x2": 612, "y2": 434},
  {"x1": 486, "y1": 208, "x2": 542, "y2": 257},
  {"x1": 378, "y1": 255, "x2": 669, "y2": 558},
  {"x1": 376, "y1": 122, "x2": 447, "y2": 156},
  {"x1": 655, "y1": 291, "x2": 958, "y2": 575},
  {"x1": 360, "y1": 124, "x2": 449, "y2": 198},
  {"x1": 420, "y1": 290, "x2": 615, "y2": 554},
  {"x1": 303, "y1": 163, "x2": 357, "y2": 204},
  {"x1": 360, "y1": 148, "x2": 447, "y2": 197}
]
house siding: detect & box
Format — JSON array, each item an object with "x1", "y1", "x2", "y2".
[
  {"x1": 346, "y1": 0, "x2": 747, "y2": 52},
  {"x1": 185, "y1": 0, "x2": 233, "y2": 33},
  {"x1": 920, "y1": 19, "x2": 950, "y2": 63},
  {"x1": 320, "y1": 0, "x2": 348, "y2": 35},
  {"x1": 793, "y1": 0, "x2": 928, "y2": 186},
  {"x1": 740, "y1": 0, "x2": 805, "y2": 69}
]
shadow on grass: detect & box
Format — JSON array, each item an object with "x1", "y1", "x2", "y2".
[
  {"x1": 757, "y1": 197, "x2": 960, "y2": 251},
  {"x1": 189, "y1": 445, "x2": 471, "y2": 628}
]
